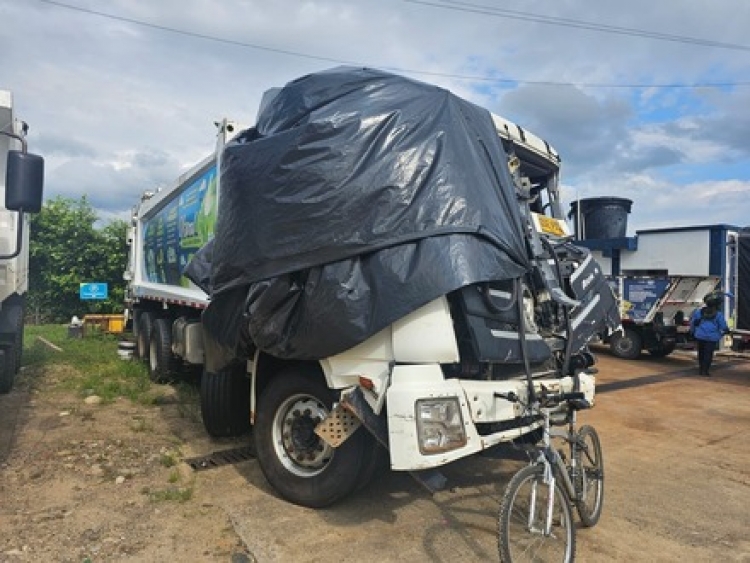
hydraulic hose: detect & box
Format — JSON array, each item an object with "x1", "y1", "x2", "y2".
[{"x1": 515, "y1": 277, "x2": 536, "y2": 402}]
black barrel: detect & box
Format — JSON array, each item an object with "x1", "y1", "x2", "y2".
[{"x1": 569, "y1": 197, "x2": 632, "y2": 240}]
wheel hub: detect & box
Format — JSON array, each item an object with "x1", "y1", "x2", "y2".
[
  {"x1": 277, "y1": 397, "x2": 332, "y2": 473},
  {"x1": 617, "y1": 339, "x2": 633, "y2": 353}
]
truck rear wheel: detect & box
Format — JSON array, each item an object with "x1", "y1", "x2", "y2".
[
  {"x1": 136, "y1": 311, "x2": 155, "y2": 362},
  {"x1": 610, "y1": 328, "x2": 642, "y2": 360},
  {"x1": 254, "y1": 367, "x2": 371, "y2": 507},
  {"x1": 200, "y1": 362, "x2": 251, "y2": 437},
  {"x1": 148, "y1": 318, "x2": 180, "y2": 383}
]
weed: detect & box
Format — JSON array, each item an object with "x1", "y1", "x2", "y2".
[
  {"x1": 145, "y1": 486, "x2": 194, "y2": 503},
  {"x1": 130, "y1": 416, "x2": 153, "y2": 433},
  {"x1": 159, "y1": 449, "x2": 180, "y2": 468}
]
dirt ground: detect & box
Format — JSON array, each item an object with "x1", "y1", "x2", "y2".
[{"x1": 1, "y1": 347, "x2": 748, "y2": 562}]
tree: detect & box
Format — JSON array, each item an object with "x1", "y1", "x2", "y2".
[{"x1": 28, "y1": 196, "x2": 129, "y2": 323}]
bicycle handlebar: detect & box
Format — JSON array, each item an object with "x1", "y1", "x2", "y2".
[
  {"x1": 541, "y1": 390, "x2": 593, "y2": 412},
  {"x1": 493, "y1": 390, "x2": 586, "y2": 407},
  {"x1": 544, "y1": 391, "x2": 585, "y2": 404}
]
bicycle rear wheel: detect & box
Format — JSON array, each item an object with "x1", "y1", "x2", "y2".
[
  {"x1": 498, "y1": 464, "x2": 576, "y2": 563},
  {"x1": 574, "y1": 424, "x2": 604, "y2": 527}
]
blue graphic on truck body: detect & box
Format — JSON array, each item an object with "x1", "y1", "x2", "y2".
[
  {"x1": 142, "y1": 164, "x2": 218, "y2": 286},
  {"x1": 622, "y1": 278, "x2": 670, "y2": 322}
]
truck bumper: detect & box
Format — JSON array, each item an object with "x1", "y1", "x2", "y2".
[{"x1": 385, "y1": 364, "x2": 594, "y2": 471}]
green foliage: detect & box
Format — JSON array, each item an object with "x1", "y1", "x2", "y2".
[
  {"x1": 23, "y1": 324, "x2": 154, "y2": 404},
  {"x1": 28, "y1": 196, "x2": 129, "y2": 323}
]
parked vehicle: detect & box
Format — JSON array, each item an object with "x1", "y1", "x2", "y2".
[
  {"x1": 733, "y1": 228, "x2": 750, "y2": 351},
  {"x1": 124, "y1": 68, "x2": 619, "y2": 507},
  {"x1": 603, "y1": 276, "x2": 719, "y2": 359},
  {"x1": 0, "y1": 91, "x2": 44, "y2": 393}
]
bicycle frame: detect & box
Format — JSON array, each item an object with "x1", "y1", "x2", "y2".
[
  {"x1": 527, "y1": 404, "x2": 581, "y2": 534},
  {"x1": 499, "y1": 389, "x2": 602, "y2": 562}
]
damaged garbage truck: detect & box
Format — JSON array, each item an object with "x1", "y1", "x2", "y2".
[{"x1": 125, "y1": 67, "x2": 620, "y2": 507}]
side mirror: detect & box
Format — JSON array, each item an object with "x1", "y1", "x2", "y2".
[{"x1": 6, "y1": 150, "x2": 44, "y2": 213}]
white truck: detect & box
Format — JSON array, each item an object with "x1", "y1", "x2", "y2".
[
  {"x1": 605, "y1": 275, "x2": 720, "y2": 359},
  {"x1": 125, "y1": 68, "x2": 619, "y2": 507},
  {"x1": 0, "y1": 91, "x2": 45, "y2": 393}
]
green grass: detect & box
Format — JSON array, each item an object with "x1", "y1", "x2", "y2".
[
  {"x1": 23, "y1": 324, "x2": 154, "y2": 404},
  {"x1": 144, "y1": 485, "x2": 194, "y2": 503},
  {"x1": 160, "y1": 448, "x2": 181, "y2": 468}
]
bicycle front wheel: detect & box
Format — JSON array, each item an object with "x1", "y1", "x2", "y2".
[
  {"x1": 498, "y1": 464, "x2": 576, "y2": 563},
  {"x1": 574, "y1": 424, "x2": 604, "y2": 527}
]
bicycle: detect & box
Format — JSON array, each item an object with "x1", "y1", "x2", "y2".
[{"x1": 497, "y1": 387, "x2": 604, "y2": 562}]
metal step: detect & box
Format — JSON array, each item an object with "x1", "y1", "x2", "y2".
[{"x1": 185, "y1": 445, "x2": 256, "y2": 472}]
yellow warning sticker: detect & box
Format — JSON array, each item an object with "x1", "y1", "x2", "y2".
[{"x1": 536, "y1": 214, "x2": 567, "y2": 237}]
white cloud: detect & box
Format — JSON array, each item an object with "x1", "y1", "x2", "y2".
[
  {"x1": 564, "y1": 176, "x2": 750, "y2": 233},
  {"x1": 1, "y1": 0, "x2": 748, "y2": 231}
]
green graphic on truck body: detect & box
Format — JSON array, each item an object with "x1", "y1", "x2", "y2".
[{"x1": 143, "y1": 164, "x2": 217, "y2": 286}]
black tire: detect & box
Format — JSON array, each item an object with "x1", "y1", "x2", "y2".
[
  {"x1": 6, "y1": 305, "x2": 23, "y2": 375},
  {"x1": 610, "y1": 328, "x2": 642, "y2": 360},
  {"x1": 0, "y1": 305, "x2": 24, "y2": 393},
  {"x1": 254, "y1": 367, "x2": 372, "y2": 508},
  {"x1": 355, "y1": 441, "x2": 389, "y2": 492},
  {"x1": 148, "y1": 318, "x2": 180, "y2": 383},
  {"x1": 200, "y1": 362, "x2": 251, "y2": 437},
  {"x1": 10, "y1": 305, "x2": 24, "y2": 374},
  {"x1": 136, "y1": 311, "x2": 155, "y2": 362},
  {"x1": 0, "y1": 350, "x2": 14, "y2": 394},
  {"x1": 648, "y1": 342, "x2": 676, "y2": 358},
  {"x1": 573, "y1": 425, "x2": 604, "y2": 527},
  {"x1": 498, "y1": 464, "x2": 576, "y2": 563}
]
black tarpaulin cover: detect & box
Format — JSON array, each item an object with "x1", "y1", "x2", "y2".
[
  {"x1": 738, "y1": 228, "x2": 750, "y2": 331},
  {"x1": 192, "y1": 66, "x2": 533, "y2": 363}
]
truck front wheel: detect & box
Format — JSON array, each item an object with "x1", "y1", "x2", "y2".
[
  {"x1": 0, "y1": 305, "x2": 24, "y2": 393},
  {"x1": 9, "y1": 305, "x2": 23, "y2": 374},
  {"x1": 254, "y1": 367, "x2": 371, "y2": 508},
  {"x1": 610, "y1": 328, "x2": 642, "y2": 360},
  {"x1": 0, "y1": 350, "x2": 13, "y2": 394}
]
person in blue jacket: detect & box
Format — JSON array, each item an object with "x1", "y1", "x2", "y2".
[{"x1": 690, "y1": 291, "x2": 730, "y2": 376}]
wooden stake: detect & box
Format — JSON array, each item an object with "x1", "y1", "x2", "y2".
[{"x1": 36, "y1": 336, "x2": 63, "y2": 352}]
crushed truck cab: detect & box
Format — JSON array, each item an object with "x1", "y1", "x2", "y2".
[{"x1": 125, "y1": 67, "x2": 619, "y2": 507}]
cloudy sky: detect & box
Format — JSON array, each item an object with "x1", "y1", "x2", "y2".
[{"x1": 2, "y1": 0, "x2": 749, "y2": 232}]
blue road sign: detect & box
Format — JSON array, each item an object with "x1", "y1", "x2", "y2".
[{"x1": 80, "y1": 282, "x2": 108, "y2": 300}]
